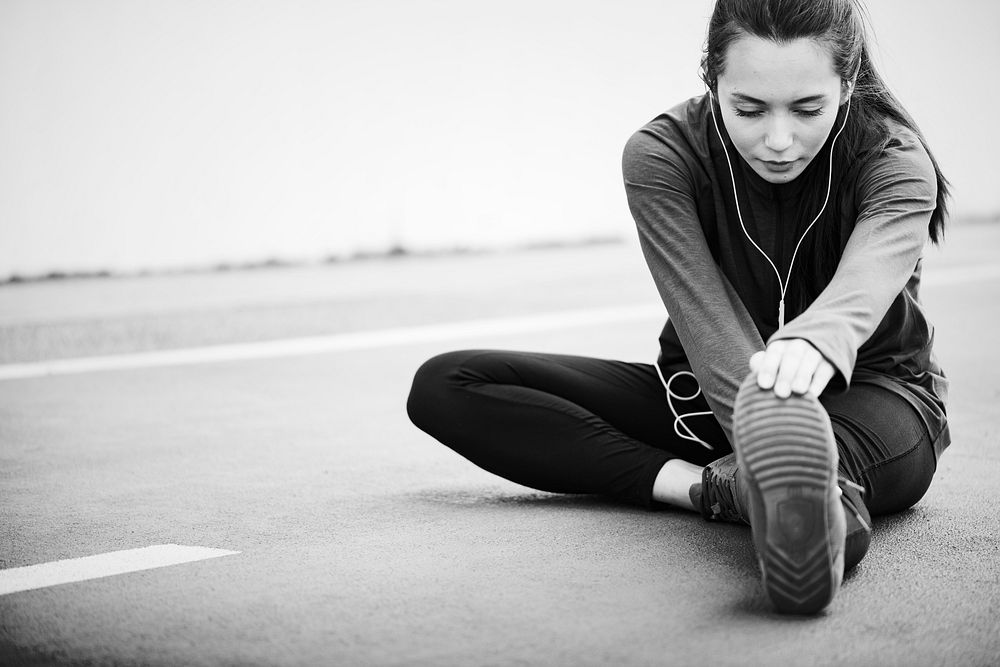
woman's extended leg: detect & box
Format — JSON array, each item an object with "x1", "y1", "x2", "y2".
[
  {"x1": 406, "y1": 349, "x2": 729, "y2": 507},
  {"x1": 699, "y1": 373, "x2": 941, "y2": 613},
  {"x1": 701, "y1": 377, "x2": 939, "y2": 529}
]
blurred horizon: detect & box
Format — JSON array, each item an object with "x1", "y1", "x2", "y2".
[{"x1": 2, "y1": 0, "x2": 998, "y2": 281}]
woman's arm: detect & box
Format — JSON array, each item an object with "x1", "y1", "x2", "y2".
[
  {"x1": 623, "y1": 128, "x2": 765, "y2": 443},
  {"x1": 766, "y1": 129, "x2": 937, "y2": 393}
]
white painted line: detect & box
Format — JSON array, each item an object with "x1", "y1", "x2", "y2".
[
  {"x1": 0, "y1": 303, "x2": 663, "y2": 381},
  {"x1": 922, "y1": 262, "x2": 1000, "y2": 287},
  {"x1": 0, "y1": 544, "x2": 240, "y2": 596},
  {"x1": 0, "y1": 262, "x2": 995, "y2": 382}
]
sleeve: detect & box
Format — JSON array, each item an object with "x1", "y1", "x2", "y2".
[
  {"x1": 623, "y1": 128, "x2": 765, "y2": 444},
  {"x1": 768, "y1": 132, "x2": 936, "y2": 390}
]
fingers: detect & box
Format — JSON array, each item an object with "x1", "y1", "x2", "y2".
[
  {"x1": 809, "y1": 361, "x2": 836, "y2": 398},
  {"x1": 754, "y1": 341, "x2": 785, "y2": 391},
  {"x1": 786, "y1": 344, "x2": 822, "y2": 396},
  {"x1": 751, "y1": 339, "x2": 835, "y2": 399},
  {"x1": 771, "y1": 340, "x2": 810, "y2": 398}
]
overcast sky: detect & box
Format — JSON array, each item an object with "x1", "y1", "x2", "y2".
[{"x1": 1, "y1": 0, "x2": 996, "y2": 277}]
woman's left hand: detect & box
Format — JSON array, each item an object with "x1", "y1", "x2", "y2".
[{"x1": 749, "y1": 338, "x2": 835, "y2": 399}]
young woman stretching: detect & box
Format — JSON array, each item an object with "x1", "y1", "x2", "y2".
[{"x1": 406, "y1": 0, "x2": 950, "y2": 615}]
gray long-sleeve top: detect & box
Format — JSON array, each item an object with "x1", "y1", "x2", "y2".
[{"x1": 622, "y1": 94, "x2": 949, "y2": 457}]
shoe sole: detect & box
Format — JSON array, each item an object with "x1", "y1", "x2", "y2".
[{"x1": 733, "y1": 376, "x2": 845, "y2": 614}]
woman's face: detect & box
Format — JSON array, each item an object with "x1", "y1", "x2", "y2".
[{"x1": 716, "y1": 35, "x2": 847, "y2": 184}]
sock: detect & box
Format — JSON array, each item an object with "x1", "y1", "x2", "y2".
[{"x1": 688, "y1": 482, "x2": 704, "y2": 515}]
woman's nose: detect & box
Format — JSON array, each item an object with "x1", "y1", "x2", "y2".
[{"x1": 764, "y1": 117, "x2": 794, "y2": 153}]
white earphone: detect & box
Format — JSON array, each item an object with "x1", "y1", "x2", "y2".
[
  {"x1": 707, "y1": 85, "x2": 853, "y2": 329},
  {"x1": 656, "y1": 80, "x2": 855, "y2": 450}
]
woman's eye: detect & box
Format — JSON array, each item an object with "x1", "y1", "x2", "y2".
[
  {"x1": 733, "y1": 108, "x2": 763, "y2": 118},
  {"x1": 796, "y1": 108, "x2": 825, "y2": 117}
]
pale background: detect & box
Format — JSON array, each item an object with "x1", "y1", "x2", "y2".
[{"x1": 1, "y1": 0, "x2": 997, "y2": 280}]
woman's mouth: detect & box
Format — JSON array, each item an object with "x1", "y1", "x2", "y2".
[{"x1": 761, "y1": 159, "x2": 796, "y2": 173}]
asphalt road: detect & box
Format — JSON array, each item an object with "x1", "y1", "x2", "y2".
[{"x1": 1, "y1": 224, "x2": 999, "y2": 666}]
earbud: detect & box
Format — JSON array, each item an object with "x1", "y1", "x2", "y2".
[{"x1": 845, "y1": 74, "x2": 858, "y2": 96}]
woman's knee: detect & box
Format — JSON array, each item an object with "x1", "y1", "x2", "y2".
[
  {"x1": 406, "y1": 349, "x2": 483, "y2": 431},
  {"x1": 865, "y1": 440, "x2": 937, "y2": 515},
  {"x1": 823, "y1": 383, "x2": 939, "y2": 516}
]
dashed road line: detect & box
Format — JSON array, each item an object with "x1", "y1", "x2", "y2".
[{"x1": 0, "y1": 544, "x2": 240, "y2": 596}]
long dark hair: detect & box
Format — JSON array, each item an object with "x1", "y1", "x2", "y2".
[{"x1": 699, "y1": 0, "x2": 949, "y2": 314}]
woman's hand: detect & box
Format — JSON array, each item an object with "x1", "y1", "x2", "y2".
[{"x1": 749, "y1": 338, "x2": 835, "y2": 399}]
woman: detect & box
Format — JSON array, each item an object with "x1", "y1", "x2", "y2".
[{"x1": 407, "y1": 0, "x2": 950, "y2": 615}]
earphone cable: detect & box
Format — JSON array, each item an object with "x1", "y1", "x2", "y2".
[{"x1": 708, "y1": 90, "x2": 853, "y2": 327}]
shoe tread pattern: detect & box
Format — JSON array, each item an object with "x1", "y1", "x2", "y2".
[{"x1": 734, "y1": 378, "x2": 843, "y2": 615}]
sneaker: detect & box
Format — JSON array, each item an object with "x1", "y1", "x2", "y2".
[
  {"x1": 732, "y1": 373, "x2": 846, "y2": 615},
  {"x1": 695, "y1": 455, "x2": 874, "y2": 573},
  {"x1": 840, "y1": 477, "x2": 872, "y2": 572},
  {"x1": 695, "y1": 453, "x2": 750, "y2": 524}
]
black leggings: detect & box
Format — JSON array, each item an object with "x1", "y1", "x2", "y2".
[{"x1": 406, "y1": 349, "x2": 938, "y2": 517}]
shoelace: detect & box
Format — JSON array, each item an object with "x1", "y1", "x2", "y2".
[
  {"x1": 704, "y1": 465, "x2": 749, "y2": 523},
  {"x1": 837, "y1": 477, "x2": 871, "y2": 532}
]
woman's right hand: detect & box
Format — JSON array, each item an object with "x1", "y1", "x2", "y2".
[{"x1": 749, "y1": 338, "x2": 836, "y2": 399}]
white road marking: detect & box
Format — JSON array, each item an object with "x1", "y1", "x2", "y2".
[
  {"x1": 0, "y1": 544, "x2": 240, "y2": 596},
  {"x1": 0, "y1": 263, "x2": 996, "y2": 382},
  {"x1": 921, "y1": 262, "x2": 1000, "y2": 286},
  {"x1": 0, "y1": 303, "x2": 663, "y2": 381}
]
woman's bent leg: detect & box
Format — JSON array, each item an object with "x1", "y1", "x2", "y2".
[
  {"x1": 822, "y1": 381, "x2": 939, "y2": 516},
  {"x1": 819, "y1": 381, "x2": 939, "y2": 569},
  {"x1": 406, "y1": 349, "x2": 727, "y2": 507}
]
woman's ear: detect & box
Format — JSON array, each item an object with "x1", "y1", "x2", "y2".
[{"x1": 841, "y1": 79, "x2": 855, "y2": 105}]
